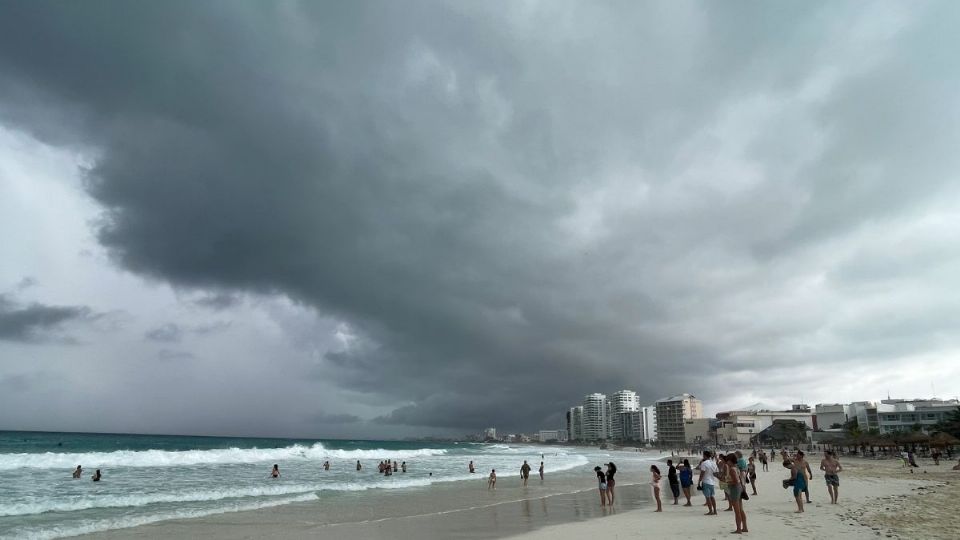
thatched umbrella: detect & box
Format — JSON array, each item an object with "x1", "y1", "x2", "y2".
[
  {"x1": 892, "y1": 431, "x2": 931, "y2": 445},
  {"x1": 929, "y1": 432, "x2": 960, "y2": 447}
]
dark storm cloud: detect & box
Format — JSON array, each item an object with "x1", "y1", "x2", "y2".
[
  {"x1": 0, "y1": 294, "x2": 93, "y2": 344},
  {"x1": 145, "y1": 321, "x2": 231, "y2": 342},
  {"x1": 192, "y1": 293, "x2": 243, "y2": 311},
  {"x1": 2, "y1": 2, "x2": 960, "y2": 431},
  {"x1": 310, "y1": 412, "x2": 362, "y2": 425}
]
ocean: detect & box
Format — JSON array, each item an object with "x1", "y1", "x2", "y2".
[{"x1": 0, "y1": 431, "x2": 656, "y2": 539}]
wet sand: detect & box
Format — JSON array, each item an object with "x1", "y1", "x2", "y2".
[{"x1": 81, "y1": 455, "x2": 656, "y2": 539}]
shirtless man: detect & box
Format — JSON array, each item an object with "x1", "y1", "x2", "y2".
[
  {"x1": 72, "y1": 465, "x2": 82, "y2": 479},
  {"x1": 520, "y1": 460, "x2": 532, "y2": 486},
  {"x1": 820, "y1": 450, "x2": 843, "y2": 504},
  {"x1": 796, "y1": 451, "x2": 813, "y2": 503}
]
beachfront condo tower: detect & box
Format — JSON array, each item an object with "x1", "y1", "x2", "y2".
[
  {"x1": 581, "y1": 393, "x2": 608, "y2": 441},
  {"x1": 655, "y1": 393, "x2": 703, "y2": 447},
  {"x1": 609, "y1": 390, "x2": 642, "y2": 440}
]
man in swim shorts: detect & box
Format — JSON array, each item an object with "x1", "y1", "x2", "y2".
[{"x1": 820, "y1": 450, "x2": 842, "y2": 504}]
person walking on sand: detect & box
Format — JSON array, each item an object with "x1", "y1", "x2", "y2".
[
  {"x1": 759, "y1": 451, "x2": 769, "y2": 471},
  {"x1": 667, "y1": 459, "x2": 680, "y2": 505},
  {"x1": 747, "y1": 456, "x2": 758, "y2": 496},
  {"x1": 488, "y1": 469, "x2": 497, "y2": 489},
  {"x1": 820, "y1": 450, "x2": 842, "y2": 504},
  {"x1": 790, "y1": 457, "x2": 807, "y2": 513},
  {"x1": 539, "y1": 461, "x2": 544, "y2": 481},
  {"x1": 520, "y1": 460, "x2": 531, "y2": 486},
  {"x1": 594, "y1": 466, "x2": 608, "y2": 506},
  {"x1": 650, "y1": 465, "x2": 663, "y2": 512},
  {"x1": 679, "y1": 459, "x2": 693, "y2": 506},
  {"x1": 605, "y1": 462, "x2": 617, "y2": 505},
  {"x1": 797, "y1": 451, "x2": 813, "y2": 503},
  {"x1": 724, "y1": 455, "x2": 748, "y2": 534},
  {"x1": 72, "y1": 465, "x2": 82, "y2": 479},
  {"x1": 698, "y1": 450, "x2": 719, "y2": 515},
  {"x1": 271, "y1": 464, "x2": 280, "y2": 478}
]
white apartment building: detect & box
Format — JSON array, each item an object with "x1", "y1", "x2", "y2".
[
  {"x1": 876, "y1": 399, "x2": 959, "y2": 433},
  {"x1": 814, "y1": 403, "x2": 852, "y2": 430},
  {"x1": 655, "y1": 393, "x2": 703, "y2": 446},
  {"x1": 538, "y1": 429, "x2": 567, "y2": 442},
  {"x1": 642, "y1": 405, "x2": 657, "y2": 443},
  {"x1": 608, "y1": 390, "x2": 641, "y2": 440},
  {"x1": 582, "y1": 393, "x2": 608, "y2": 441},
  {"x1": 717, "y1": 405, "x2": 814, "y2": 444}
]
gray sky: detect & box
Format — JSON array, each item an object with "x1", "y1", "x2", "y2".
[{"x1": 2, "y1": 1, "x2": 960, "y2": 439}]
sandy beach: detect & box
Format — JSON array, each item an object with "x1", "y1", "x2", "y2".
[
  {"x1": 75, "y1": 451, "x2": 960, "y2": 540},
  {"x1": 511, "y1": 454, "x2": 960, "y2": 540}
]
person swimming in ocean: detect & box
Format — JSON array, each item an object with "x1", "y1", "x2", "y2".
[
  {"x1": 92, "y1": 469, "x2": 101, "y2": 482},
  {"x1": 356, "y1": 460, "x2": 362, "y2": 471},
  {"x1": 323, "y1": 460, "x2": 330, "y2": 471},
  {"x1": 271, "y1": 464, "x2": 280, "y2": 478},
  {"x1": 401, "y1": 461, "x2": 407, "y2": 473},
  {"x1": 72, "y1": 465, "x2": 82, "y2": 479},
  {"x1": 469, "y1": 460, "x2": 475, "y2": 473}
]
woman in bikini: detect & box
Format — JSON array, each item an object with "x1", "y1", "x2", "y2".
[
  {"x1": 725, "y1": 454, "x2": 748, "y2": 534},
  {"x1": 650, "y1": 465, "x2": 662, "y2": 512}
]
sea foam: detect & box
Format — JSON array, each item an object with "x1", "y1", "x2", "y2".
[{"x1": 0, "y1": 443, "x2": 447, "y2": 470}]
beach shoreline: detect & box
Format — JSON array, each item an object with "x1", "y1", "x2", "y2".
[{"x1": 74, "y1": 453, "x2": 960, "y2": 540}]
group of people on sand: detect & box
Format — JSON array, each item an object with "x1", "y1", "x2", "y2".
[
  {"x1": 70, "y1": 465, "x2": 102, "y2": 482},
  {"x1": 589, "y1": 447, "x2": 851, "y2": 535},
  {"x1": 593, "y1": 462, "x2": 617, "y2": 505}
]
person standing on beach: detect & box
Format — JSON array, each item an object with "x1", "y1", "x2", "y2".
[
  {"x1": 667, "y1": 459, "x2": 680, "y2": 505},
  {"x1": 538, "y1": 461, "x2": 544, "y2": 481},
  {"x1": 724, "y1": 455, "x2": 748, "y2": 534},
  {"x1": 797, "y1": 451, "x2": 813, "y2": 503},
  {"x1": 697, "y1": 451, "x2": 719, "y2": 516},
  {"x1": 605, "y1": 462, "x2": 617, "y2": 505},
  {"x1": 820, "y1": 450, "x2": 842, "y2": 504},
  {"x1": 747, "y1": 457, "x2": 758, "y2": 496},
  {"x1": 520, "y1": 460, "x2": 531, "y2": 486},
  {"x1": 594, "y1": 466, "x2": 607, "y2": 506},
  {"x1": 679, "y1": 459, "x2": 693, "y2": 506},
  {"x1": 488, "y1": 469, "x2": 497, "y2": 489},
  {"x1": 72, "y1": 465, "x2": 82, "y2": 479},
  {"x1": 650, "y1": 465, "x2": 663, "y2": 512},
  {"x1": 790, "y1": 457, "x2": 807, "y2": 513},
  {"x1": 759, "y1": 451, "x2": 768, "y2": 471}
]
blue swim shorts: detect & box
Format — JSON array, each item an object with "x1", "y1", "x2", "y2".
[{"x1": 702, "y1": 484, "x2": 715, "y2": 498}]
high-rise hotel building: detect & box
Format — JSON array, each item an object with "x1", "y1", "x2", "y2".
[{"x1": 655, "y1": 393, "x2": 703, "y2": 446}]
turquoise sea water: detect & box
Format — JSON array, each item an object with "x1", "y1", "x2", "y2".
[{"x1": 0, "y1": 431, "x2": 609, "y2": 539}]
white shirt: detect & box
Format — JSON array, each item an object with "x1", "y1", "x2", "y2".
[{"x1": 699, "y1": 460, "x2": 719, "y2": 486}]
